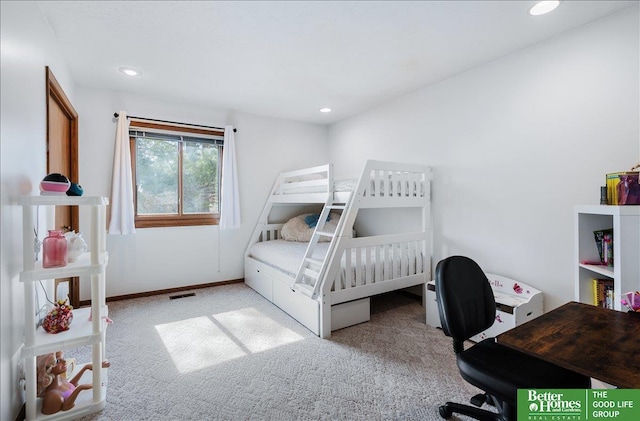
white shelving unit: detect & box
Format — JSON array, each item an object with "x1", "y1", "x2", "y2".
[
  {"x1": 574, "y1": 205, "x2": 640, "y2": 311},
  {"x1": 19, "y1": 195, "x2": 109, "y2": 421}
]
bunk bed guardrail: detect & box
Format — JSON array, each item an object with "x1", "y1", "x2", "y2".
[{"x1": 323, "y1": 231, "x2": 427, "y2": 303}]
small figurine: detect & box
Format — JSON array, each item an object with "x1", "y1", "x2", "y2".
[
  {"x1": 37, "y1": 351, "x2": 110, "y2": 415},
  {"x1": 64, "y1": 231, "x2": 87, "y2": 263}
]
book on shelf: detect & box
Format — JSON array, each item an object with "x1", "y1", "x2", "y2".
[
  {"x1": 591, "y1": 278, "x2": 614, "y2": 309},
  {"x1": 593, "y1": 228, "x2": 614, "y2": 267}
]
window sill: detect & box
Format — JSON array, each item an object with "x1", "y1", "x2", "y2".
[{"x1": 134, "y1": 216, "x2": 219, "y2": 228}]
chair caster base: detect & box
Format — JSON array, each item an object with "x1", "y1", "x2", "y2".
[
  {"x1": 439, "y1": 404, "x2": 452, "y2": 419},
  {"x1": 471, "y1": 393, "x2": 486, "y2": 407},
  {"x1": 471, "y1": 393, "x2": 495, "y2": 407},
  {"x1": 438, "y1": 401, "x2": 505, "y2": 421}
]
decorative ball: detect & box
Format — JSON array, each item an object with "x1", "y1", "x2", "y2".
[
  {"x1": 66, "y1": 182, "x2": 84, "y2": 196},
  {"x1": 42, "y1": 299, "x2": 74, "y2": 334},
  {"x1": 40, "y1": 173, "x2": 71, "y2": 195}
]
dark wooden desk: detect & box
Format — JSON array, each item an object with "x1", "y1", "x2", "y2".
[{"x1": 497, "y1": 301, "x2": 640, "y2": 389}]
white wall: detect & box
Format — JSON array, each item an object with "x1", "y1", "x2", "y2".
[
  {"x1": 0, "y1": 2, "x2": 76, "y2": 419},
  {"x1": 75, "y1": 87, "x2": 328, "y2": 299},
  {"x1": 328, "y1": 7, "x2": 640, "y2": 311}
]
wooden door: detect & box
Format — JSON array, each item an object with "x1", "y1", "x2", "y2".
[{"x1": 46, "y1": 67, "x2": 80, "y2": 307}]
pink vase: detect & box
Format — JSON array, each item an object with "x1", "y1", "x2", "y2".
[{"x1": 43, "y1": 230, "x2": 67, "y2": 268}]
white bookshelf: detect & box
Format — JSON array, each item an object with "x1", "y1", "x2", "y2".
[
  {"x1": 19, "y1": 195, "x2": 109, "y2": 421},
  {"x1": 574, "y1": 205, "x2": 640, "y2": 311}
]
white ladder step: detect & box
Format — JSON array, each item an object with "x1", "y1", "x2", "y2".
[
  {"x1": 292, "y1": 193, "x2": 351, "y2": 299},
  {"x1": 295, "y1": 283, "x2": 314, "y2": 297},
  {"x1": 305, "y1": 257, "x2": 323, "y2": 266}
]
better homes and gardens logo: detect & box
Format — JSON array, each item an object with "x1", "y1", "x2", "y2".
[
  {"x1": 524, "y1": 390, "x2": 582, "y2": 419},
  {"x1": 518, "y1": 389, "x2": 640, "y2": 420}
]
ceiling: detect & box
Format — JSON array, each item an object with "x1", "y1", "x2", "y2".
[{"x1": 37, "y1": 1, "x2": 637, "y2": 125}]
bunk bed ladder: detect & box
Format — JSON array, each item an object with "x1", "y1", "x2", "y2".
[{"x1": 292, "y1": 198, "x2": 347, "y2": 299}]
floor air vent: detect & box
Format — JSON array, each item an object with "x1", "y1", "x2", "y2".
[{"x1": 169, "y1": 292, "x2": 196, "y2": 300}]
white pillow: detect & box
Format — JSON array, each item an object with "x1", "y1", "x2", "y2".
[{"x1": 280, "y1": 213, "x2": 340, "y2": 242}]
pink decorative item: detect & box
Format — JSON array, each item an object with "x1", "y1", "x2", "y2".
[
  {"x1": 617, "y1": 173, "x2": 640, "y2": 205},
  {"x1": 42, "y1": 299, "x2": 74, "y2": 334},
  {"x1": 88, "y1": 309, "x2": 114, "y2": 325},
  {"x1": 621, "y1": 291, "x2": 640, "y2": 312},
  {"x1": 39, "y1": 173, "x2": 71, "y2": 195},
  {"x1": 39, "y1": 181, "x2": 70, "y2": 194},
  {"x1": 43, "y1": 230, "x2": 67, "y2": 268}
]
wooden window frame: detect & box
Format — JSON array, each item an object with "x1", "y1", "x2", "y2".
[{"x1": 129, "y1": 120, "x2": 223, "y2": 228}]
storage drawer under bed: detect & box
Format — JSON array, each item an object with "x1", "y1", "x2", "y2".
[
  {"x1": 273, "y1": 277, "x2": 320, "y2": 335},
  {"x1": 244, "y1": 258, "x2": 274, "y2": 301},
  {"x1": 331, "y1": 298, "x2": 370, "y2": 331},
  {"x1": 245, "y1": 257, "x2": 372, "y2": 335}
]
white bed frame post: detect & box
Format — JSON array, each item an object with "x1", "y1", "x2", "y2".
[
  {"x1": 422, "y1": 167, "x2": 433, "y2": 309},
  {"x1": 244, "y1": 176, "x2": 282, "y2": 258},
  {"x1": 319, "y1": 292, "x2": 332, "y2": 338}
]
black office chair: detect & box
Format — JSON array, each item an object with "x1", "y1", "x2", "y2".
[{"x1": 435, "y1": 256, "x2": 590, "y2": 421}]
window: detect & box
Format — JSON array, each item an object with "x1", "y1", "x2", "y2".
[{"x1": 129, "y1": 120, "x2": 223, "y2": 228}]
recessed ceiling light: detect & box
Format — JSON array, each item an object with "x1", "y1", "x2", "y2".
[
  {"x1": 529, "y1": 1, "x2": 561, "y2": 16},
  {"x1": 119, "y1": 67, "x2": 142, "y2": 76},
  {"x1": 320, "y1": 108, "x2": 332, "y2": 113}
]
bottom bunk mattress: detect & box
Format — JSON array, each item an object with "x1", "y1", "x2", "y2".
[{"x1": 248, "y1": 239, "x2": 423, "y2": 290}]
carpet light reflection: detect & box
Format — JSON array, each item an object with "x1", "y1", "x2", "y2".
[{"x1": 155, "y1": 307, "x2": 304, "y2": 373}]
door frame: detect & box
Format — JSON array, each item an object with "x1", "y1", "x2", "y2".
[{"x1": 46, "y1": 66, "x2": 80, "y2": 306}]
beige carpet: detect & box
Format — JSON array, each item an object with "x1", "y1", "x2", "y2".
[{"x1": 69, "y1": 283, "x2": 483, "y2": 420}]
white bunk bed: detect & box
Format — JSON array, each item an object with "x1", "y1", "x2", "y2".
[{"x1": 244, "y1": 160, "x2": 432, "y2": 338}]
